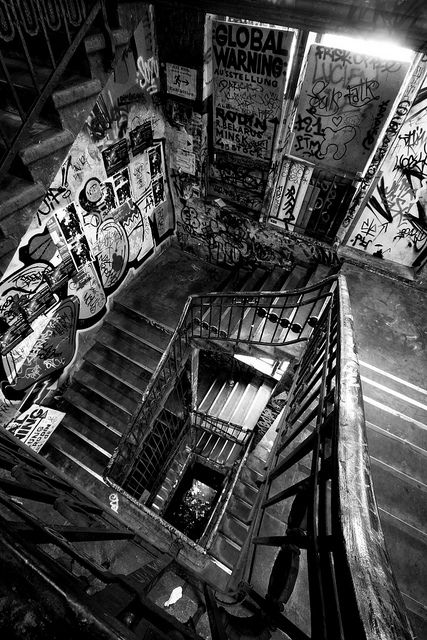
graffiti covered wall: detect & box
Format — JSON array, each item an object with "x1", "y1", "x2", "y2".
[
  {"x1": 0, "y1": 15, "x2": 172, "y2": 425},
  {"x1": 346, "y1": 74, "x2": 427, "y2": 267}
]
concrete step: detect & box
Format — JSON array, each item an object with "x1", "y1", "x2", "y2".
[
  {"x1": 63, "y1": 384, "x2": 129, "y2": 433},
  {"x1": 366, "y1": 421, "x2": 427, "y2": 486},
  {"x1": 219, "y1": 512, "x2": 249, "y2": 547},
  {"x1": 111, "y1": 304, "x2": 172, "y2": 352},
  {"x1": 84, "y1": 342, "x2": 153, "y2": 395},
  {"x1": 76, "y1": 361, "x2": 140, "y2": 414},
  {"x1": 0, "y1": 108, "x2": 74, "y2": 186},
  {"x1": 48, "y1": 421, "x2": 109, "y2": 480},
  {"x1": 73, "y1": 367, "x2": 135, "y2": 420},
  {"x1": 370, "y1": 458, "x2": 427, "y2": 534},
  {"x1": 97, "y1": 323, "x2": 162, "y2": 373},
  {"x1": 209, "y1": 532, "x2": 241, "y2": 571},
  {"x1": 380, "y1": 510, "x2": 427, "y2": 618},
  {"x1": 54, "y1": 409, "x2": 118, "y2": 458}
]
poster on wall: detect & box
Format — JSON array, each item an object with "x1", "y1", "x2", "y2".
[
  {"x1": 5, "y1": 404, "x2": 65, "y2": 453},
  {"x1": 212, "y1": 20, "x2": 294, "y2": 162},
  {"x1": 290, "y1": 44, "x2": 410, "y2": 175}
]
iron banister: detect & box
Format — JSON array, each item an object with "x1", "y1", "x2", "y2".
[{"x1": 335, "y1": 275, "x2": 413, "y2": 639}]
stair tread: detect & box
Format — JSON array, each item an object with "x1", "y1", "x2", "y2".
[
  {"x1": 73, "y1": 367, "x2": 136, "y2": 415},
  {"x1": 57, "y1": 410, "x2": 118, "y2": 456},
  {"x1": 0, "y1": 175, "x2": 45, "y2": 216},
  {"x1": 108, "y1": 306, "x2": 171, "y2": 351},
  {"x1": 371, "y1": 459, "x2": 427, "y2": 533},
  {"x1": 209, "y1": 532, "x2": 240, "y2": 570},
  {"x1": 0, "y1": 108, "x2": 73, "y2": 151},
  {"x1": 366, "y1": 420, "x2": 427, "y2": 486},
  {"x1": 63, "y1": 386, "x2": 128, "y2": 434},
  {"x1": 98, "y1": 324, "x2": 162, "y2": 372},
  {"x1": 48, "y1": 425, "x2": 108, "y2": 478},
  {"x1": 84, "y1": 344, "x2": 152, "y2": 394},
  {"x1": 78, "y1": 361, "x2": 140, "y2": 412}
]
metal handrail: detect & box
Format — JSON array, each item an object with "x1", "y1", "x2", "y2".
[
  {"x1": 0, "y1": 0, "x2": 116, "y2": 182},
  {"x1": 234, "y1": 275, "x2": 413, "y2": 640},
  {"x1": 105, "y1": 276, "x2": 336, "y2": 491},
  {"x1": 192, "y1": 410, "x2": 251, "y2": 445}
]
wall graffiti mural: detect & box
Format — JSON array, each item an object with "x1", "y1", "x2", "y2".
[
  {"x1": 0, "y1": 16, "x2": 172, "y2": 424},
  {"x1": 346, "y1": 76, "x2": 427, "y2": 267},
  {"x1": 176, "y1": 197, "x2": 341, "y2": 272},
  {"x1": 290, "y1": 45, "x2": 410, "y2": 174}
]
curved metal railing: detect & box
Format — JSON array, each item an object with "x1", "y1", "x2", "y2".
[{"x1": 105, "y1": 272, "x2": 412, "y2": 639}]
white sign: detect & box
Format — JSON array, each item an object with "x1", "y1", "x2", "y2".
[
  {"x1": 166, "y1": 63, "x2": 197, "y2": 100},
  {"x1": 6, "y1": 404, "x2": 64, "y2": 453}
]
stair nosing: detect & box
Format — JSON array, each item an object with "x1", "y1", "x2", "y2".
[
  {"x1": 95, "y1": 333, "x2": 157, "y2": 374},
  {"x1": 47, "y1": 442, "x2": 106, "y2": 484},
  {"x1": 58, "y1": 421, "x2": 112, "y2": 459},
  {"x1": 62, "y1": 393, "x2": 123, "y2": 437},
  {"x1": 103, "y1": 318, "x2": 165, "y2": 355},
  {"x1": 73, "y1": 373, "x2": 133, "y2": 417},
  {"x1": 83, "y1": 354, "x2": 145, "y2": 396}
]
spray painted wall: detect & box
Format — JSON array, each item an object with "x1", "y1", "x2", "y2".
[
  {"x1": 0, "y1": 14, "x2": 172, "y2": 425},
  {"x1": 346, "y1": 73, "x2": 427, "y2": 267}
]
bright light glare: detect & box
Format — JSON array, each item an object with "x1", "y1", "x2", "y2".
[{"x1": 321, "y1": 33, "x2": 414, "y2": 62}]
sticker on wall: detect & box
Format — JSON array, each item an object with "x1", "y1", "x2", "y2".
[
  {"x1": 212, "y1": 21, "x2": 294, "y2": 162},
  {"x1": 113, "y1": 168, "x2": 132, "y2": 205},
  {"x1": 3, "y1": 297, "x2": 79, "y2": 397},
  {"x1": 148, "y1": 144, "x2": 163, "y2": 178},
  {"x1": 290, "y1": 44, "x2": 410, "y2": 174},
  {"x1": 130, "y1": 121, "x2": 154, "y2": 155},
  {"x1": 129, "y1": 155, "x2": 151, "y2": 202},
  {"x1": 5, "y1": 403, "x2": 65, "y2": 453},
  {"x1": 68, "y1": 262, "x2": 106, "y2": 323},
  {"x1": 102, "y1": 139, "x2": 130, "y2": 177},
  {"x1": 95, "y1": 219, "x2": 129, "y2": 290},
  {"x1": 166, "y1": 63, "x2": 197, "y2": 100}
]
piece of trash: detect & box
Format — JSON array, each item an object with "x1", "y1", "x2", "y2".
[{"x1": 164, "y1": 586, "x2": 182, "y2": 607}]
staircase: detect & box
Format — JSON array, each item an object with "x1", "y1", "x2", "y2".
[
  {"x1": 361, "y1": 361, "x2": 427, "y2": 638},
  {"x1": 0, "y1": 5, "x2": 130, "y2": 274}
]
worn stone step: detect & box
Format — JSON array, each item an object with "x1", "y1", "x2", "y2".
[
  {"x1": 209, "y1": 532, "x2": 241, "y2": 570},
  {"x1": 380, "y1": 510, "x2": 427, "y2": 615},
  {"x1": 86, "y1": 341, "x2": 153, "y2": 393},
  {"x1": 363, "y1": 394, "x2": 427, "y2": 452},
  {"x1": 63, "y1": 384, "x2": 129, "y2": 433},
  {"x1": 48, "y1": 422, "x2": 109, "y2": 480},
  {"x1": 371, "y1": 458, "x2": 427, "y2": 533},
  {"x1": 73, "y1": 366, "x2": 137, "y2": 416},
  {"x1": 110, "y1": 305, "x2": 172, "y2": 352},
  {"x1": 227, "y1": 495, "x2": 253, "y2": 524},
  {"x1": 366, "y1": 421, "x2": 427, "y2": 486},
  {"x1": 219, "y1": 512, "x2": 249, "y2": 548},
  {"x1": 78, "y1": 360, "x2": 141, "y2": 413},
  {"x1": 233, "y1": 480, "x2": 259, "y2": 506},
  {"x1": 362, "y1": 377, "x2": 427, "y2": 427},
  {"x1": 0, "y1": 108, "x2": 74, "y2": 186},
  {"x1": 97, "y1": 323, "x2": 162, "y2": 373},
  {"x1": 44, "y1": 441, "x2": 107, "y2": 494},
  {"x1": 55, "y1": 409, "x2": 118, "y2": 458}
]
